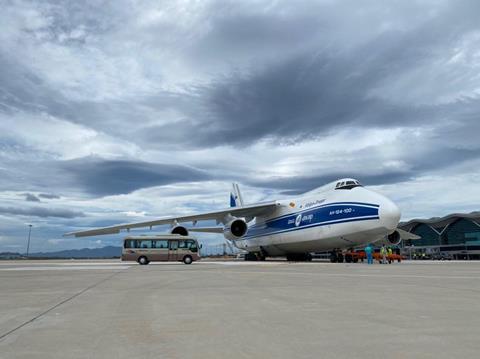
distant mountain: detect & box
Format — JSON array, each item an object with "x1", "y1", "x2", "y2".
[
  {"x1": 28, "y1": 246, "x2": 122, "y2": 259},
  {"x1": 0, "y1": 252, "x2": 23, "y2": 259}
]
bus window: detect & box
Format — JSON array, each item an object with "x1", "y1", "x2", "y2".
[
  {"x1": 187, "y1": 240, "x2": 198, "y2": 252},
  {"x1": 179, "y1": 240, "x2": 188, "y2": 249},
  {"x1": 140, "y1": 240, "x2": 152, "y2": 249},
  {"x1": 125, "y1": 240, "x2": 139, "y2": 248},
  {"x1": 169, "y1": 241, "x2": 178, "y2": 250},
  {"x1": 153, "y1": 240, "x2": 168, "y2": 248}
]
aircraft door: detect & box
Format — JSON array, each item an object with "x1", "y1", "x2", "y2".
[{"x1": 169, "y1": 240, "x2": 179, "y2": 261}]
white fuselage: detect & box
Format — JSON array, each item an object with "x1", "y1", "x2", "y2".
[{"x1": 232, "y1": 186, "x2": 400, "y2": 255}]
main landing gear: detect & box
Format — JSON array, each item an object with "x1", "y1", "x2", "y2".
[
  {"x1": 286, "y1": 253, "x2": 312, "y2": 262},
  {"x1": 244, "y1": 247, "x2": 269, "y2": 261},
  {"x1": 244, "y1": 252, "x2": 265, "y2": 261},
  {"x1": 330, "y1": 250, "x2": 344, "y2": 263}
]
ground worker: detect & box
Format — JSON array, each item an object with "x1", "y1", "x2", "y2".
[
  {"x1": 380, "y1": 245, "x2": 387, "y2": 264},
  {"x1": 365, "y1": 244, "x2": 373, "y2": 264},
  {"x1": 387, "y1": 247, "x2": 393, "y2": 263}
]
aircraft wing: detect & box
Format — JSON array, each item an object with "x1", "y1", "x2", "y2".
[
  {"x1": 64, "y1": 201, "x2": 279, "y2": 238},
  {"x1": 188, "y1": 226, "x2": 224, "y2": 233}
]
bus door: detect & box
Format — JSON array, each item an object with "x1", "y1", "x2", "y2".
[{"x1": 169, "y1": 240, "x2": 179, "y2": 261}]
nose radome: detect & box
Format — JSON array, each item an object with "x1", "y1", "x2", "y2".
[{"x1": 379, "y1": 199, "x2": 401, "y2": 231}]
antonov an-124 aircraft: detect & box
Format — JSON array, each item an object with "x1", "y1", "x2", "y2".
[{"x1": 65, "y1": 178, "x2": 416, "y2": 261}]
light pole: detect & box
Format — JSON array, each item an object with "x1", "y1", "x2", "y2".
[{"x1": 26, "y1": 224, "x2": 32, "y2": 257}]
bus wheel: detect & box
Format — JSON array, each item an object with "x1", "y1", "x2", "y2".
[
  {"x1": 183, "y1": 255, "x2": 193, "y2": 265},
  {"x1": 138, "y1": 256, "x2": 149, "y2": 265}
]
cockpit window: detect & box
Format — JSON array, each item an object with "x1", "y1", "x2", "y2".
[{"x1": 335, "y1": 180, "x2": 363, "y2": 190}]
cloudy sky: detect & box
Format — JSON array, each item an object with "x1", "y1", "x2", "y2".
[{"x1": 1, "y1": 0, "x2": 479, "y2": 252}]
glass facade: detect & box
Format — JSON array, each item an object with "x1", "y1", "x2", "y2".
[
  {"x1": 466, "y1": 232, "x2": 480, "y2": 244},
  {"x1": 411, "y1": 224, "x2": 440, "y2": 246},
  {"x1": 443, "y1": 219, "x2": 480, "y2": 245}
]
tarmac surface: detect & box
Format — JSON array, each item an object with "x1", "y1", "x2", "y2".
[{"x1": 1, "y1": 259, "x2": 480, "y2": 359}]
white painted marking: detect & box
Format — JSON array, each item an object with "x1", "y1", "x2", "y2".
[
  {"x1": 0, "y1": 262, "x2": 126, "y2": 266},
  {"x1": 0, "y1": 266, "x2": 131, "y2": 271},
  {"x1": 220, "y1": 270, "x2": 480, "y2": 280},
  {"x1": 198, "y1": 261, "x2": 284, "y2": 266}
]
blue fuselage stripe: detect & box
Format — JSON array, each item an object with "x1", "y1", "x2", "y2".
[
  {"x1": 262, "y1": 201, "x2": 380, "y2": 224},
  {"x1": 243, "y1": 216, "x2": 380, "y2": 240},
  {"x1": 243, "y1": 203, "x2": 380, "y2": 240}
]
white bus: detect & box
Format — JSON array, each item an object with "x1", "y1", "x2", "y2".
[{"x1": 122, "y1": 234, "x2": 201, "y2": 265}]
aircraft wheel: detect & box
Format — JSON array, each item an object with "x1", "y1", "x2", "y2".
[
  {"x1": 330, "y1": 252, "x2": 337, "y2": 263},
  {"x1": 337, "y1": 253, "x2": 344, "y2": 263},
  {"x1": 245, "y1": 252, "x2": 258, "y2": 261}
]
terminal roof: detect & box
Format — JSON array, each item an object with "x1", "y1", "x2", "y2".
[{"x1": 399, "y1": 212, "x2": 480, "y2": 232}]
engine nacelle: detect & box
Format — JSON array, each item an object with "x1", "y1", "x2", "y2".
[
  {"x1": 171, "y1": 225, "x2": 189, "y2": 236},
  {"x1": 387, "y1": 230, "x2": 401, "y2": 245},
  {"x1": 223, "y1": 218, "x2": 248, "y2": 241}
]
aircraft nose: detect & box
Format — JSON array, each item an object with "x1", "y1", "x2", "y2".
[{"x1": 379, "y1": 198, "x2": 401, "y2": 231}]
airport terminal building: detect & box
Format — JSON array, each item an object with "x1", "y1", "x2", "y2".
[{"x1": 399, "y1": 212, "x2": 480, "y2": 259}]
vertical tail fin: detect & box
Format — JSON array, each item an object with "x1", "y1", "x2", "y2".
[{"x1": 230, "y1": 183, "x2": 244, "y2": 207}]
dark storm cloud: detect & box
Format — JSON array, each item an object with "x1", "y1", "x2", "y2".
[
  {"x1": 38, "y1": 193, "x2": 61, "y2": 199},
  {"x1": 60, "y1": 157, "x2": 211, "y2": 196},
  {"x1": 0, "y1": 155, "x2": 212, "y2": 197},
  {"x1": 0, "y1": 206, "x2": 84, "y2": 218},
  {"x1": 0, "y1": 52, "x2": 67, "y2": 116},
  {"x1": 127, "y1": 0, "x2": 480, "y2": 149},
  {"x1": 23, "y1": 193, "x2": 41, "y2": 202}
]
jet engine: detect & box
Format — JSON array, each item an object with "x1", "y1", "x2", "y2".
[
  {"x1": 223, "y1": 218, "x2": 248, "y2": 241},
  {"x1": 386, "y1": 230, "x2": 401, "y2": 245},
  {"x1": 170, "y1": 225, "x2": 189, "y2": 236}
]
